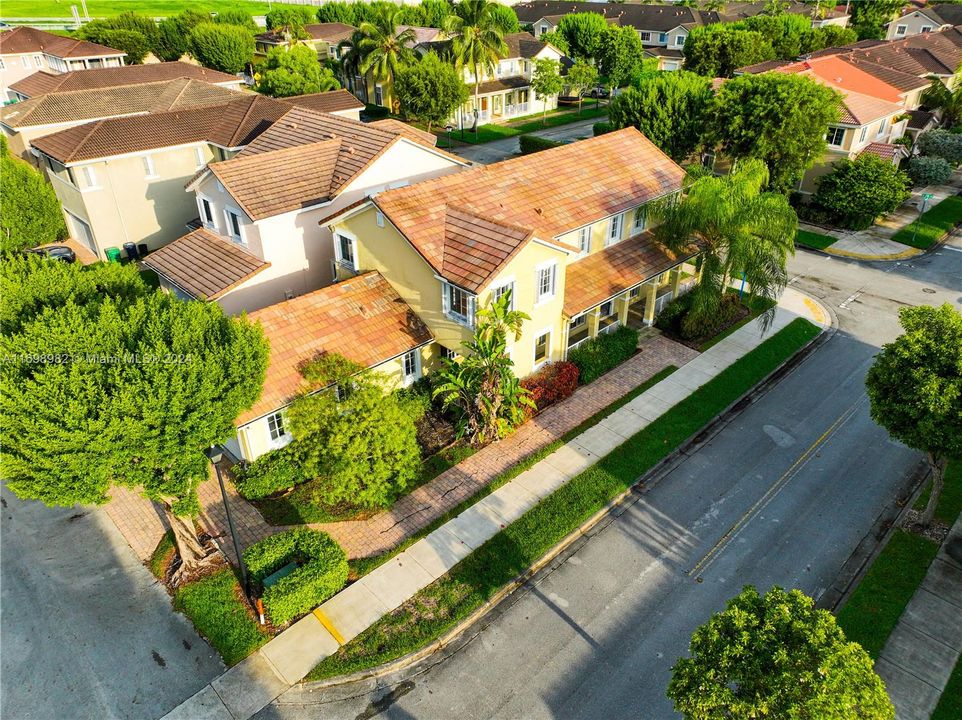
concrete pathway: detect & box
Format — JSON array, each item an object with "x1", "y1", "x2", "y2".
[
  {"x1": 451, "y1": 116, "x2": 602, "y2": 165},
  {"x1": 876, "y1": 515, "x2": 962, "y2": 720},
  {"x1": 162, "y1": 288, "x2": 829, "y2": 720}
]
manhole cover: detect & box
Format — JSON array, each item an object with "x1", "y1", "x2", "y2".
[{"x1": 922, "y1": 288, "x2": 936, "y2": 294}]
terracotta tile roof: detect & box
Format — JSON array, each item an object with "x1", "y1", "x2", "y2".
[
  {"x1": 368, "y1": 128, "x2": 685, "y2": 293},
  {"x1": 31, "y1": 93, "x2": 290, "y2": 163},
  {"x1": 442, "y1": 209, "x2": 533, "y2": 291},
  {"x1": 845, "y1": 26, "x2": 962, "y2": 77},
  {"x1": 0, "y1": 26, "x2": 124, "y2": 59},
  {"x1": 8, "y1": 61, "x2": 241, "y2": 99},
  {"x1": 399, "y1": 25, "x2": 446, "y2": 45},
  {"x1": 369, "y1": 118, "x2": 437, "y2": 145},
  {"x1": 256, "y1": 22, "x2": 356, "y2": 45},
  {"x1": 859, "y1": 142, "x2": 904, "y2": 162},
  {"x1": 737, "y1": 59, "x2": 793, "y2": 74},
  {"x1": 1, "y1": 78, "x2": 239, "y2": 129},
  {"x1": 239, "y1": 271, "x2": 432, "y2": 425},
  {"x1": 563, "y1": 231, "x2": 697, "y2": 316},
  {"x1": 142, "y1": 227, "x2": 269, "y2": 300},
  {"x1": 283, "y1": 89, "x2": 364, "y2": 115}
]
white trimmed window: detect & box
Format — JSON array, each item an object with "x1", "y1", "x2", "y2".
[
  {"x1": 142, "y1": 154, "x2": 157, "y2": 179},
  {"x1": 81, "y1": 166, "x2": 98, "y2": 189},
  {"x1": 442, "y1": 281, "x2": 475, "y2": 326},
  {"x1": 826, "y1": 126, "x2": 846, "y2": 147},
  {"x1": 375, "y1": 84, "x2": 384, "y2": 106},
  {"x1": 675, "y1": 34, "x2": 685, "y2": 46},
  {"x1": 440, "y1": 345, "x2": 461, "y2": 361},
  {"x1": 492, "y1": 280, "x2": 515, "y2": 309},
  {"x1": 577, "y1": 226, "x2": 590, "y2": 255},
  {"x1": 607, "y1": 213, "x2": 624, "y2": 245},
  {"x1": 659, "y1": 33, "x2": 667, "y2": 43},
  {"x1": 194, "y1": 146, "x2": 205, "y2": 169},
  {"x1": 877, "y1": 117, "x2": 889, "y2": 138},
  {"x1": 859, "y1": 125, "x2": 868, "y2": 143},
  {"x1": 633, "y1": 205, "x2": 647, "y2": 232},
  {"x1": 376, "y1": 210, "x2": 384, "y2": 227},
  {"x1": 224, "y1": 209, "x2": 243, "y2": 243},
  {"x1": 921, "y1": 25, "x2": 933, "y2": 33},
  {"x1": 33, "y1": 54, "x2": 42, "y2": 68},
  {"x1": 401, "y1": 350, "x2": 421, "y2": 386},
  {"x1": 267, "y1": 412, "x2": 290, "y2": 447},
  {"x1": 640, "y1": 31, "x2": 651, "y2": 42},
  {"x1": 335, "y1": 233, "x2": 357, "y2": 270},
  {"x1": 896, "y1": 24, "x2": 907, "y2": 36},
  {"x1": 534, "y1": 330, "x2": 550, "y2": 367},
  {"x1": 599, "y1": 300, "x2": 615, "y2": 318},
  {"x1": 20, "y1": 56, "x2": 29, "y2": 68},
  {"x1": 199, "y1": 197, "x2": 215, "y2": 228},
  {"x1": 535, "y1": 262, "x2": 557, "y2": 304}
]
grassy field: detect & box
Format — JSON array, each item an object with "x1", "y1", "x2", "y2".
[
  {"x1": 796, "y1": 229, "x2": 837, "y2": 250},
  {"x1": 308, "y1": 318, "x2": 820, "y2": 680},
  {"x1": 1, "y1": 1, "x2": 271, "y2": 19},
  {"x1": 891, "y1": 195, "x2": 962, "y2": 250}
]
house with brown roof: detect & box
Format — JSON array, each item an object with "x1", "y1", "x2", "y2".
[
  {"x1": 254, "y1": 22, "x2": 356, "y2": 62},
  {"x1": 0, "y1": 26, "x2": 126, "y2": 101},
  {"x1": 323, "y1": 128, "x2": 701, "y2": 378},
  {"x1": 227, "y1": 271, "x2": 434, "y2": 461},
  {"x1": 31, "y1": 94, "x2": 291, "y2": 260},
  {"x1": 282, "y1": 88, "x2": 364, "y2": 120},
  {"x1": 143, "y1": 107, "x2": 469, "y2": 314},
  {"x1": 886, "y1": 4, "x2": 962, "y2": 40}
]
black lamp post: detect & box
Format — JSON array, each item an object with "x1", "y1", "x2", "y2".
[
  {"x1": 445, "y1": 124, "x2": 453, "y2": 149},
  {"x1": 205, "y1": 445, "x2": 251, "y2": 600}
]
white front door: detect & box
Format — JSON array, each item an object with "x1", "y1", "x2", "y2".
[{"x1": 64, "y1": 210, "x2": 96, "y2": 255}]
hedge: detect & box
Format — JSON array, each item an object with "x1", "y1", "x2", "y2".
[
  {"x1": 593, "y1": 121, "x2": 614, "y2": 136},
  {"x1": 567, "y1": 325, "x2": 639, "y2": 384},
  {"x1": 232, "y1": 443, "x2": 306, "y2": 500},
  {"x1": 518, "y1": 134, "x2": 565, "y2": 155},
  {"x1": 243, "y1": 528, "x2": 348, "y2": 626},
  {"x1": 521, "y1": 360, "x2": 579, "y2": 415}
]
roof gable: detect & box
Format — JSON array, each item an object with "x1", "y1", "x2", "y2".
[{"x1": 0, "y1": 26, "x2": 124, "y2": 59}]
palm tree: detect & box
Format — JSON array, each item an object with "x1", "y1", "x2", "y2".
[
  {"x1": 651, "y1": 160, "x2": 797, "y2": 334},
  {"x1": 358, "y1": 5, "x2": 416, "y2": 109},
  {"x1": 444, "y1": 0, "x2": 508, "y2": 126},
  {"x1": 338, "y1": 30, "x2": 366, "y2": 97},
  {"x1": 922, "y1": 75, "x2": 962, "y2": 128}
]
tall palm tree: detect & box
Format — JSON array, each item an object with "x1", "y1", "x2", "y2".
[
  {"x1": 358, "y1": 5, "x2": 416, "y2": 108},
  {"x1": 338, "y1": 30, "x2": 365, "y2": 96},
  {"x1": 652, "y1": 160, "x2": 797, "y2": 334},
  {"x1": 922, "y1": 75, "x2": 962, "y2": 128},
  {"x1": 444, "y1": 0, "x2": 508, "y2": 125}
]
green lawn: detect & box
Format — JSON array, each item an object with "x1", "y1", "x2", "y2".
[
  {"x1": 1, "y1": 1, "x2": 271, "y2": 18},
  {"x1": 891, "y1": 196, "x2": 962, "y2": 250},
  {"x1": 796, "y1": 229, "x2": 837, "y2": 251},
  {"x1": 308, "y1": 319, "x2": 820, "y2": 680},
  {"x1": 914, "y1": 460, "x2": 962, "y2": 525},
  {"x1": 933, "y1": 655, "x2": 962, "y2": 720},
  {"x1": 837, "y1": 459, "x2": 961, "y2": 659},
  {"x1": 448, "y1": 106, "x2": 607, "y2": 145},
  {"x1": 147, "y1": 530, "x2": 175, "y2": 580},
  {"x1": 173, "y1": 569, "x2": 270, "y2": 666}
]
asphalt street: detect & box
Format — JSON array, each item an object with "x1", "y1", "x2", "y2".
[
  {"x1": 0, "y1": 487, "x2": 224, "y2": 720},
  {"x1": 260, "y1": 238, "x2": 962, "y2": 719},
  {"x1": 451, "y1": 116, "x2": 602, "y2": 165}
]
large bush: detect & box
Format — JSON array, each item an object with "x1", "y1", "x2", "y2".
[
  {"x1": 907, "y1": 155, "x2": 953, "y2": 187},
  {"x1": 567, "y1": 325, "x2": 638, "y2": 384},
  {"x1": 77, "y1": 12, "x2": 159, "y2": 64},
  {"x1": 656, "y1": 291, "x2": 742, "y2": 341},
  {"x1": 917, "y1": 128, "x2": 962, "y2": 165},
  {"x1": 232, "y1": 443, "x2": 307, "y2": 500},
  {"x1": 520, "y1": 361, "x2": 579, "y2": 415},
  {"x1": 243, "y1": 528, "x2": 348, "y2": 626},
  {"x1": 0, "y1": 137, "x2": 67, "y2": 252},
  {"x1": 189, "y1": 22, "x2": 254, "y2": 74},
  {"x1": 257, "y1": 45, "x2": 340, "y2": 97},
  {"x1": 519, "y1": 134, "x2": 564, "y2": 155},
  {"x1": 812, "y1": 154, "x2": 910, "y2": 230}
]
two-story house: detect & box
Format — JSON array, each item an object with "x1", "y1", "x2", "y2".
[
  {"x1": 254, "y1": 22, "x2": 355, "y2": 62},
  {"x1": 0, "y1": 26, "x2": 125, "y2": 101},
  {"x1": 886, "y1": 4, "x2": 962, "y2": 40},
  {"x1": 142, "y1": 107, "x2": 469, "y2": 314}
]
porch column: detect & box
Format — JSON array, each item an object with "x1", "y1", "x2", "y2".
[
  {"x1": 643, "y1": 282, "x2": 658, "y2": 326},
  {"x1": 670, "y1": 268, "x2": 682, "y2": 297},
  {"x1": 616, "y1": 293, "x2": 630, "y2": 327},
  {"x1": 587, "y1": 309, "x2": 600, "y2": 338}
]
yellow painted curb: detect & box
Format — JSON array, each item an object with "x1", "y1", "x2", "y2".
[
  {"x1": 825, "y1": 246, "x2": 923, "y2": 261},
  {"x1": 313, "y1": 608, "x2": 346, "y2": 646}
]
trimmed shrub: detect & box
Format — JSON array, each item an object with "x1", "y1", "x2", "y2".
[
  {"x1": 363, "y1": 103, "x2": 390, "y2": 119},
  {"x1": 1, "y1": 137, "x2": 67, "y2": 252},
  {"x1": 593, "y1": 121, "x2": 614, "y2": 137},
  {"x1": 567, "y1": 325, "x2": 639, "y2": 384},
  {"x1": 521, "y1": 361, "x2": 579, "y2": 415},
  {"x1": 189, "y1": 22, "x2": 254, "y2": 74},
  {"x1": 519, "y1": 134, "x2": 564, "y2": 155},
  {"x1": 811, "y1": 154, "x2": 910, "y2": 230},
  {"x1": 243, "y1": 528, "x2": 348, "y2": 625},
  {"x1": 232, "y1": 444, "x2": 306, "y2": 500},
  {"x1": 907, "y1": 156, "x2": 953, "y2": 187},
  {"x1": 917, "y1": 129, "x2": 962, "y2": 165}
]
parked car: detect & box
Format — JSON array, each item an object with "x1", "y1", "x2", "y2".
[
  {"x1": 28, "y1": 245, "x2": 76, "y2": 263},
  {"x1": 584, "y1": 86, "x2": 610, "y2": 99}
]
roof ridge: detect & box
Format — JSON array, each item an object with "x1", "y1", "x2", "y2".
[{"x1": 65, "y1": 119, "x2": 107, "y2": 163}]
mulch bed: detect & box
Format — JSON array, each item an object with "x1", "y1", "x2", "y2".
[{"x1": 902, "y1": 510, "x2": 951, "y2": 544}]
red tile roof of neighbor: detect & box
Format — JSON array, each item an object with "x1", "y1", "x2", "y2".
[
  {"x1": 8, "y1": 61, "x2": 241, "y2": 98},
  {"x1": 283, "y1": 89, "x2": 364, "y2": 115},
  {"x1": 0, "y1": 26, "x2": 124, "y2": 59},
  {"x1": 859, "y1": 142, "x2": 904, "y2": 162},
  {"x1": 256, "y1": 22, "x2": 356, "y2": 45},
  {"x1": 362, "y1": 128, "x2": 686, "y2": 293},
  {"x1": 238, "y1": 271, "x2": 432, "y2": 425}
]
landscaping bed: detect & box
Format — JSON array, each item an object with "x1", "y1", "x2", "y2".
[
  {"x1": 656, "y1": 291, "x2": 777, "y2": 352},
  {"x1": 891, "y1": 195, "x2": 962, "y2": 250},
  {"x1": 307, "y1": 318, "x2": 821, "y2": 681}
]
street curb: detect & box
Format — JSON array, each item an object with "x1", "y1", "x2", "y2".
[
  {"x1": 296, "y1": 292, "x2": 836, "y2": 695},
  {"x1": 797, "y1": 223, "x2": 958, "y2": 263}
]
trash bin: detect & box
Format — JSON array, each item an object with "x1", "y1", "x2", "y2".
[
  {"x1": 137, "y1": 243, "x2": 149, "y2": 257},
  {"x1": 105, "y1": 247, "x2": 122, "y2": 263},
  {"x1": 123, "y1": 242, "x2": 139, "y2": 261}
]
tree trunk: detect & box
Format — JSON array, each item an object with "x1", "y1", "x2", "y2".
[
  {"x1": 164, "y1": 503, "x2": 217, "y2": 584},
  {"x1": 920, "y1": 453, "x2": 947, "y2": 528}
]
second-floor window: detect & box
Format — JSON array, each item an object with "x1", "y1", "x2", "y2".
[
  {"x1": 675, "y1": 34, "x2": 685, "y2": 46},
  {"x1": 492, "y1": 281, "x2": 515, "y2": 309},
  {"x1": 826, "y1": 126, "x2": 846, "y2": 147},
  {"x1": 194, "y1": 147, "x2": 205, "y2": 169},
  {"x1": 200, "y1": 197, "x2": 214, "y2": 227},
  {"x1": 577, "y1": 226, "x2": 590, "y2": 255},
  {"x1": 375, "y1": 84, "x2": 384, "y2": 106},
  {"x1": 633, "y1": 206, "x2": 647, "y2": 232},
  {"x1": 225, "y1": 209, "x2": 243, "y2": 243},
  {"x1": 877, "y1": 117, "x2": 889, "y2": 138},
  {"x1": 142, "y1": 154, "x2": 157, "y2": 179},
  {"x1": 921, "y1": 25, "x2": 933, "y2": 33},
  {"x1": 607, "y1": 213, "x2": 624, "y2": 245},
  {"x1": 859, "y1": 126, "x2": 868, "y2": 143},
  {"x1": 640, "y1": 31, "x2": 651, "y2": 42},
  {"x1": 535, "y1": 262, "x2": 557, "y2": 304},
  {"x1": 896, "y1": 24, "x2": 907, "y2": 36},
  {"x1": 659, "y1": 33, "x2": 667, "y2": 43},
  {"x1": 335, "y1": 233, "x2": 356, "y2": 270},
  {"x1": 80, "y1": 166, "x2": 98, "y2": 190},
  {"x1": 442, "y1": 281, "x2": 475, "y2": 326}
]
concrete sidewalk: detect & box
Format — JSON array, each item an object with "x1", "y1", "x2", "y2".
[
  {"x1": 876, "y1": 516, "x2": 962, "y2": 720},
  {"x1": 162, "y1": 288, "x2": 829, "y2": 720}
]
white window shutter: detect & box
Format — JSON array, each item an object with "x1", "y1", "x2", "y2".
[
  {"x1": 468, "y1": 295, "x2": 476, "y2": 327},
  {"x1": 441, "y1": 282, "x2": 450, "y2": 314}
]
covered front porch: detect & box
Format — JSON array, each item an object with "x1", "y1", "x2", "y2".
[
  {"x1": 455, "y1": 77, "x2": 534, "y2": 127},
  {"x1": 562, "y1": 231, "x2": 700, "y2": 356}
]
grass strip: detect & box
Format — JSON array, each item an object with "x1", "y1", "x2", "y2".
[
  {"x1": 796, "y1": 229, "x2": 837, "y2": 250},
  {"x1": 447, "y1": 106, "x2": 607, "y2": 145},
  {"x1": 932, "y1": 654, "x2": 962, "y2": 720},
  {"x1": 309, "y1": 318, "x2": 819, "y2": 680},
  {"x1": 891, "y1": 196, "x2": 962, "y2": 250},
  {"x1": 173, "y1": 569, "x2": 270, "y2": 666},
  {"x1": 148, "y1": 530, "x2": 175, "y2": 580},
  {"x1": 913, "y1": 459, "x2": 962, "y2": 525}
]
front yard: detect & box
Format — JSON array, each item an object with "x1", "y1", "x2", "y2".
[
  {"x1": 890, "y1": 196, "x2": 962, "y2": 250},
  {"x1": 435, "y1": 105, "x2": 608, "y2": 147}
]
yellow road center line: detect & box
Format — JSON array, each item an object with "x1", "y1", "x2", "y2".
[
  {"x1": 313, "y1": 608, "x2": 346, "y2": 646},
  {"x1": 687, "y1": 397, "x2": 865, "y2": 578}
]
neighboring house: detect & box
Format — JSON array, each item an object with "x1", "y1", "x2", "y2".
[
  {"x1": 346, "y1": 25, "x2": 446, "y2": 108},
  {"x1": 0, "y1": 26, "x2": 125, "y2": 100},
  {"x1": 1, "y1": 78, "x2": 240, "y2": 162},
  {"x1": 254, "y1": 22, "x2": 355, "y2": 61},
  {"x1": 7, "y1": 60, "x2": 244, "y2": 101},
  {"x1": 324, "y1": 128, "x2": 700, "y2": 380},
  {"x1": 30, "y1": 94, "x2": 291, "y2": 260},
  {"x1": 143, "y1": 108, "x2": 469, "y2": 314},
  {"x1": 282, "y1": 88, "x2": 365, "y2": 120},
  {"x1": 886, "y1": 4, "x2": 962, "y2": 40},
  {"x1": 230, "y1": 271, "x2": 434, "y2": 461}
]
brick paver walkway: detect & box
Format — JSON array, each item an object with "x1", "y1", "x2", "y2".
[{"x1": 105, "y1": 336, "x2": 697, "y2": 562}]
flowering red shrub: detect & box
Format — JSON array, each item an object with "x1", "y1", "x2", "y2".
[{"x1": 521, "y1": 361, "x2": 580, "y2": 416}]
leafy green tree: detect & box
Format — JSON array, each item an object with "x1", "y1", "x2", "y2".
[
  {"x1": 712, "y1": 72, "x2": 841, "y2": 192},
  {"x1": 0, "y1": 271, "x2": 269, "y2": 582},
  {"x1": 922, "y1": 76, "x2": 962, "y2": 128},
  {"x1": 414, "y1": 0, "x2": 454, "y2": 28},
  {"x1": 683, "y1": 25, "x2": 775, "y2": 78},
  {"x1": 434, "y1": 291, "x2": 533, "y2": 444},
  {"x1": 743, "y1": 13, "x2": 812, "y2": 59},
  {"x1": 532, "y1": 57, "x2": 563, "y2": 125},
  {"x1": 257, "y1": 45, "x2": 340, "y2": 97},
  {"x1": 286, "y1": 354, "x2": 422, "y2": 508},
  {"x1": 565, "y1": 59, "x2": 598, "y2": 113},
  {"x1": 445, "y1": 0, "x2": 508, "y2": 122},
  {"x1": 358, "y1": 4, "x2": 417, "y2": 108},
  {"x1": 918, "y1": 128, "x2": 962, "y2": 164},
  {"x1": 316, "y1": 2, "x2": 359, "y2": 25},
  {"x1": 652, "y1": 160, "x2": 796, "y2": 336},
  {"x1": 0, "y1": 137, "x2": 67, "y2": 253},
  {"x1": 608, "y1": 71, "x2": 713, "y2": 162},
  {"x1": 812, "y1": 154, "x2": 910, "y2": 230},
  {"x1": 395, "y1": 52, "x2": 468, "y2": 131},
  {"x1": 155, "y1": 9, "x2": 208, "y2": 62},
  {"x1": 907, "y1": 156, "x2": 953, "y2": 187},
  {"x1": 486, "y1": 3, "x2": 520, "y2": 34},
  {"x1": 598, "y1": 25, "x2": 646, "y2": 88},
  {"x1": 189, "y1": 22, "x2": 254, "y2": 74},
  {"x1": 556, "y1": 12, "x2": 608, "y2": 60},
  {"x1": 668, "y1": 586, "x2": 895, "y2": 720},
  {"x1": 812, "y1": 24, "x2": 858, "y2": 52},
  {"x1": 212, "y1": 8, "x2": 257, "y2": 32},
  {"x1": 78, "y1": 12, "x2": 159, "y2": 63},
  {"x1": 266, "y1": 5, "x2": 315, "y2": 36},
  {"x1": 866, "y1": 304, "x2": 962, "y2": 528},
  {"x1": 850, "y1": 0, "x2": 904, "y2": 40},
  {"x1": 539, "y1": 29, "x2": 569, "y2": 55},
  {"x1": 99, "y1": 29, "x2": 153, "y2": 64}
]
